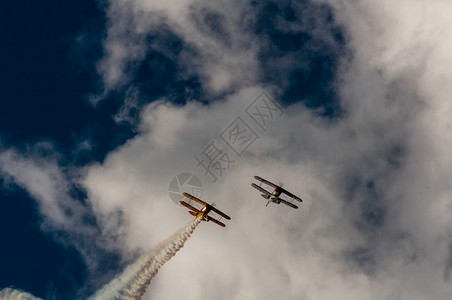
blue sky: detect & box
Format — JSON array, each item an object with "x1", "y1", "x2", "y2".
[
  {"x1": 1, "y1": 1, "x2": 452, "y2": 299},
  {"x1": 0, "y1": 1, "x2": 126, "y2": 298}
]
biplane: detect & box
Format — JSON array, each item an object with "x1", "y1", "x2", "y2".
[
  {"x1": 251, "y1": 175, "x2": 302, "y2": 209},
  {"x1": 180, "y1": 192, "x2": 231, "y2": 227}
]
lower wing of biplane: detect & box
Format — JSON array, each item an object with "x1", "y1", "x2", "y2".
[{"x1": 180, "y1": 192, "x2": 231, "y2": 227}]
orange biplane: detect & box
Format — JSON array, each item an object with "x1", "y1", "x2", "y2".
[{"x1": 180, "y1": 192, "x2": 231, "y2": 227}]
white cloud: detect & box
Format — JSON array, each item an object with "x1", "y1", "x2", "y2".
[
  {"x1": 83, "y1": 88, "x2": 368, "y2": 299},
  {"x1": 93, "y1": 0, "x2": 261, "y2": 103},
  {"x1": 0, "y1": 288, "x2": 43, "y2": 300},
  {"x1": 2, "y1": 0, "x2": 452, "y2": 299},
  {"x1": 0, "y1": 144, "x2": 76, "y2": 229},
  {"x1": 82, "y1": 76, "x2": 450, "y2": 299},
  {"x1": 82, "y1": 0, "x2": 452, "y2": 299},
  {"x1": 0, "y1": 143, "x2": 122, "y2": 288}
]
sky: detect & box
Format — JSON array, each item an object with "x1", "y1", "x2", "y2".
[{"x1": 1, "y1": 0, "x2": 452, "y2": 299}]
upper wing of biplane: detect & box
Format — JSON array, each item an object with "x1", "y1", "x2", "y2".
[
  {"x1": 183, "y1": 192, "x2": 207, "y2": 205},
  {"x1": 183, "y1": 192, "x2": 231, "y2": 220},
  {"x1": 281, "y1": 188, "x2": 302, "y2": 202},
  {"x1": 254, "y1": 175, "x2": 278, "y2": 188}
]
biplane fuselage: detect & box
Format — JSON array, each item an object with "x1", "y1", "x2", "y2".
[
  {"x1": 262, "y1": 186, "x2": 284, "y2": 206},
  {"x1": 193, "y1": 205, "x2": 211, "y2": 221},
  {"x1": 269, "y1": 187, "x2": 282, "y2": 200}
]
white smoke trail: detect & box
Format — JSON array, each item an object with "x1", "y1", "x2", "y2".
[
  {"x1": 0, "y1": 288, "x2": 43, "y2": 300},
  {"x1": 89, "y1": 217, "x2": 202, "y2": 300}
]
